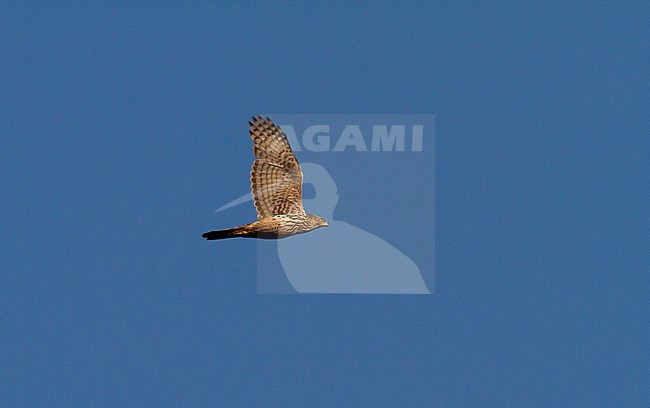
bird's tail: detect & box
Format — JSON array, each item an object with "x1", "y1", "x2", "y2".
[{"x1": 201, "y1": 226, "x2": 247, "y2": 240}]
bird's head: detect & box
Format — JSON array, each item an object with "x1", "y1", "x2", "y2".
[{"x1": 307, "y1": 214, "x2": 329, "y2": 229}]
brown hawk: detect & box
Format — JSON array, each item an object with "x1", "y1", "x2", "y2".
[{"x1": 202, "y1": 115, "x2": 329, "y2": 240}]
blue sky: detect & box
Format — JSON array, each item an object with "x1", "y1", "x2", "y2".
[{"x1": 1, "y1": 2, "x2": 648, "y2": 406}]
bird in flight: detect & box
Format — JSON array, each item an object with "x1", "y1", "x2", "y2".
[{"x1": 202, "y1": 115, "x2": 329, "y2": 240}]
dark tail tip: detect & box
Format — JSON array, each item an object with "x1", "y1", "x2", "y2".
[{"x1": 202, "y1": 229, "x2": 234, "y2": 240}]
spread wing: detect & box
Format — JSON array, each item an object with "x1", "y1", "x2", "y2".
[{"x1": 249, "y1": 115, "x2": 304, "y2": 219}]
